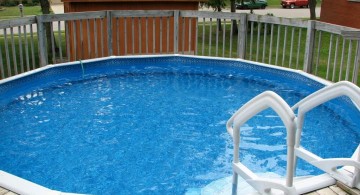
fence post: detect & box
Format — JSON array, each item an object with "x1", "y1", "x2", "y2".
[
  {"x1": 174, "y1": 10, "x2": 179, "y2": 54},
  {"x1": 36, "y1": 16, "x2": 47, "y2": 67},
  {"x1": 107, "y1": 11, "x2": 113, "y2": 56},
  {"x1": 353, "y1": 40, "x2": 360, "y2": 84},
  {"x1": 238, "y1": 13, "x2": 247, "y2": 59},
  {"x1": 303, "y1": 20, "x2": 316, "y2": 73}
]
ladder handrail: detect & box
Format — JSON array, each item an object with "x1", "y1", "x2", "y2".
[
  {"x1": 291, "y1": 81, "x2": 360, "y2": 188},
  {"x1": 227, "y1": 91, "x2": 297, "y2": 193},
  {"x1": 292, "y1": 81, "x2": 360, "y2": 118}
]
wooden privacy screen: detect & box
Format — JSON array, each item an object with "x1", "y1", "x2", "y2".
[
  {"x1": 66, "y1": 16, "x2": 197, "y2": 61},
  {"x1": 62, "y1": 0, "x2": 202, "y2": 61}
]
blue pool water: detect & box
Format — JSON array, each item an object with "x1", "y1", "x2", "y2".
[{"x1": 0, "y1": 56, "x2": 359, "y2": 194}]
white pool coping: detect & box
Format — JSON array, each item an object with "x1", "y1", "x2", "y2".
[{"x1": 0, "y1": 171, "x2": 85, "y2": 195}]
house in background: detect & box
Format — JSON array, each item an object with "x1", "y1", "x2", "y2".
[{"x1": 320, "y1": 0, "x2": 360, "y2": 29}]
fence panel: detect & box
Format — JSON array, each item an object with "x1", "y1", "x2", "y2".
[
  {"x1": 246, "y1": 14, "x2": 308, "y2": 70},
  {"x1": 0, "y1": 17, "x2": 38, "y2": 79},
  {"x1": 0, "y1": 10, "x2": 359, "y2": 85},
  {"x1": 311, "y1": 22, "x2": 360, "y2": 84}
]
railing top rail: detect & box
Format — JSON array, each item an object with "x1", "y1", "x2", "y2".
[
  {"x1": 315, "y1": 21, "x2": 359, "y2": 35},
  {"x1": 111, "y1": 10, "x2": 174, "y2": 17},
  {"x1": 180, "y1": 11, "x2": 243, "y2": 20},
  {"x1": 247, "y1": 14, "x2": 307, "y2": 28},
  {"x1": 0, "y1": 16, "x2": 37, "y2": 29},
  {"x1": 40, "y1": 11, "x2": 106, "y2": 22}
]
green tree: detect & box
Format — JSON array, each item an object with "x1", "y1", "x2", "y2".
[
  {"x1": 230, "y1": 0, "x2": 238, "y2": 34},
  {"x1": 39, "y1": 0, "x2": 58, "y2": 62},
  {"x1": 309, "y1": 0, "x2": 317, "y2": 20},
  {"x1": 202, "y1": 0, "x2": 225, "y2": 31}
]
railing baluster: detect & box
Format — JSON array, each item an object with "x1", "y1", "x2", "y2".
[
  {"x1": 65, "y1": 21, "x2": 71, "y2": 61},
  {"x1": 124, "y1": 17, "x2": 127, "y2": 55},
  {"x1": 326, "y1": 34, "x2": 334, "y2": 80},
  {"x1": 345, "y1": 40, "x2": 352, "y2": 80},
  {"x1": 139, "y1": 17, "x2": 142, "y2": 55},
  {"x1": 262, "y1": 23, "x2": 267, "y2": 63},
  {"x1": 182, "y1": 17, "x2": 185, "y2": 54},
  {"x1": 24, "y1": 25, "x2": 30, "y2": 71},
  {"x1": 268, "y1": 24, "x2": 274, "y2": 64},
  {"x1": 339, "y1": 37, "x2": 346, "y2": 80},
  {"x1": 100, "y1": 18, "x2": 104, "y2": 56},
  {"x1": 281, "y1": 26, "x2": 288, "y2": 67},
  {"x1": 215, "y1": 18, "x2": 219, "y2": 57},
  {"x1": 87, "y1": 19, "x2": 91, "y2": 58},
  {"x1": 18, "y1": 26, "x2": 24, "y2": 73},
  {"x1": 116, "y1": 17, "x2": 120, "y2": 55},
  {"x1": 352, "y1": 40, "x2": 360, "y2": 84},
  {"x1": 145, "y1": 17, "x2": 148, "y2": 54},
  {"x1": 94, "y1": 18, "x2": 98, "y2": 57},
  {"x1": 315, "y1": 31, "x2": 322, "y2": 75},
  {"x1": 167, "y1": 16, "x2": 170, "y2": 53},
  {"x1": 4, "y1": 29, "x2": 11, "y2": 76},
  {"x1": 256, "y1": 22, "x2": 261, "y2": 62},
  {"x1": 332, "y1": 35, "x2": 339, "y2": 81},
  {"x1": 132, "y1": 17, "x2": 135, "y2": 55},
  {"x1": 153, "y1": 17, "x2": 155, "y2": 54},
  {"x1": 296, "y1": 28, "x2": 302, "y2": 69},
  {"x1": 222, "y1": 19, "x2": 226, "y2": 57},
  {"x1": 195, "y1": 17, "x2": 198, "y2": 56},
  {"x1": 0, "y1": 41, "x2": 4, "y2": 79},
  {"x1": 58, "y1": 21, "x2": 63, "y2": 61},
  {"x1": 160, "y1": 17, "x2": 163, "y2": 54},
  {"x1": 209, "y1": 18, "x2": 212, "y2": 56},
  {"x1": 229, "y1": 19, "x2": 233, "y2": 58},
  {"x1": 202, "y1": 17, "x2": 205, "y2": 56},
  {"x1": 10, "y1": 27, "x2": 18, "y2": 75},
  {"x1": 289, "y1": 27, "x2": 295, "y2": 68},
  {"x1": 30, "y1": 25, "x2": 36, "y2": 69},
  {"x1": 188, "y1": 17, "x2": 192, "y2": 54},
  {"x1": 50, "y1": 22, "x2": 56, "y2": 63},
  {"x1": 72, "y1": 20, "x2": 77, "y2": 60},
  {"x1": 250, "y1": 21, "x2": 254, "y2": 60},
  {"x1": 275, "y1": 25, "x2": 281, "y2": 65}
]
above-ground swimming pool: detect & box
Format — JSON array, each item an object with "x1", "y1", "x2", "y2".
[{"x1": 0, "y1": 55, "x2": 359, "y2": 194}]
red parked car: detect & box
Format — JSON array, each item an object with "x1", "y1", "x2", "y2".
[{"x1": 281, "y1": 0, "x2": 309, "y2": 8}]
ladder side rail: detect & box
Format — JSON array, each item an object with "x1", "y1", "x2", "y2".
[{"x1": 227, "y1": 91, "x2": 297, "y2": 194}]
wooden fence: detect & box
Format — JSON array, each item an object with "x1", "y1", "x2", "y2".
[{"x1": 0, "y1": 10, "x2": 359, "y2": 84}]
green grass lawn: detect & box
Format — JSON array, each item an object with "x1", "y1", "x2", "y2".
[
  {"x1": 0, "y1": 6, "x2": 42, "y2": 20},
  {"x1": 196, "y1": 21, "x2": 359, "y2": 85}
]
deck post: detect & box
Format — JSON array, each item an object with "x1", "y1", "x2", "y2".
[
  {"x1": 174, "y1": 10, "x2": 179, "y2": 54},
  {"x1": 36, "y1": 16, "x2": 47, "y2": 67},
  {"x1": 303, "y1": 20, "x2": 316, "y2": 73},
  {"x1": 238, "y1": 13, "x2": 247, "y2": 59},
  {"x1": 107, "y1": 11, "x2": 113, "y2": 56}
]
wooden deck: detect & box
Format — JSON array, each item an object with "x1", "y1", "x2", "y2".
[
  {"x1": 0, "y1": 181, "x2": 358, "y2": 195},
  {"x1": 0, "y1": 187, "x2": 18, "y2": 195}
]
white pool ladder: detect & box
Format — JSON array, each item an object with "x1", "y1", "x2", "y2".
[{"x1": 226, "y1": 81, "x2": 360, "y2": 195}]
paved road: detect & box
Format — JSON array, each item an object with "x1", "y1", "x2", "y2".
[
  {"x1": 51, "y1": 3, "x2": 321, "y2": 19},
  {"x1": 199, "y1": 7, "x2": 321, "y2": 18}
]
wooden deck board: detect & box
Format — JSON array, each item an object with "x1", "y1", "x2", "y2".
[{"x1": 0, "y1": 187, "x2": 18, "y2": 195}]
